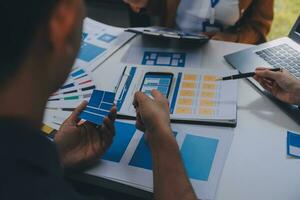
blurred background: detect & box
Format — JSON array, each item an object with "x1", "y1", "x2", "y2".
[{"x1": 85, "y1": 0, "x2": 300, "y2": 42}]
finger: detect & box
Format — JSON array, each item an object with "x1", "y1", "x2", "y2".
[
  {"x1": 108, "y1": 106, "x2": 117, "y2": 122},
  {"x1": 66, "y1": 101, "x2": 88, "y2": 124},
  {"x1": 255, "y1": 67, "x2": 269, "y2": 71},
  {"x1": 133, "y1": 91, "x2": 150, "y2": 107},
  {"x1": 102, "y1": 117, "x2": 115, "y2": 135},
  {"x1": 135, "y1": 120, "x2": 145, "y2": 132},
  {"x1": 255, "y1": 69, "x2": 281, "y2": 80},
  {"x1": 151, "y1": 89, "x2": 165, "y2": 100}
]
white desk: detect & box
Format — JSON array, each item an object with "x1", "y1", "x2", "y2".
[{"x1": 86, "y1": 37, "x2": 300, "y2": 200}]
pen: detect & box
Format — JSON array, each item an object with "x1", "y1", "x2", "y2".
[
  {"x1": 115, "y1": 66, "x2": 127, "y2": 92},
  {"x1": 216, "y1": 68, "x2": 282, "y2": 81}
]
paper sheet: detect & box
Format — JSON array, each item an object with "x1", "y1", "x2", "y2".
[
  {"x1": 116, "y1": 66, "x2": 238, "y2": 122},
  {"x1": 84, "y1": 120, "x2": 234, "y2": 200}
]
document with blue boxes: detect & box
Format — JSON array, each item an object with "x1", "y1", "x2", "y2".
[{"x1": 85, "y1": 120, "x2": 234, "y2": 200}]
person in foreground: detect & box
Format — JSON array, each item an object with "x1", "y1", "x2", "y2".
[
  {"x1": 254, "y1": 67, "x2": 300, "y2": 104},
  {"x1": 0, "y1": 0, "x2": 196, "y2": 200}
]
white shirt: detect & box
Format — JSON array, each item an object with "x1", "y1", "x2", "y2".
[{"x1": 176, "y1": 0, "x2": 240, "y2": 33}]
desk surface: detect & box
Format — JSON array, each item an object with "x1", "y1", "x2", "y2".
[{"x1": 84, "y1": 37, "x2": 300, "y2": 200}]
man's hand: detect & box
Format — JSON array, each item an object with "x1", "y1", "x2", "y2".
[
  {"x1": 54, "y1": 101, "x2": 116, "y2": 169},
  {"x1": 133, "y1": 90, "x2": 173, "y2": 147},
  {"x1": 254, "y1": 67, "x2": 300, "y2": 104},
  {"x1": 123, "y1": 0, "x2": 148, "y2": 13}
]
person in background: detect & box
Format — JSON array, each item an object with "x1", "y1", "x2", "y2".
[
  {"x1": 124, "y1": 0, "x2": 274, "y2": 44},
  {"x1": 0, "y1": 0, "x2": 196, "y2": 199},
  {"x1": 254, "y1": 67, "x2": 300, "y2": 104}
]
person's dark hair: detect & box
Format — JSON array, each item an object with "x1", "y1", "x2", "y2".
[{"x1": 0, "y1": 1, "x2": 58, "y2": 85}]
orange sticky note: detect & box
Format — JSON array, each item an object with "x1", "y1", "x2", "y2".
[
  {"x1": 184, "y1": 74, "x2": 197, "y2": 81},
  {"x1": 180, "y1": 90, "x2": 195, "y2": 97},
  {"x1": 202, "y1": 83, "x2": 217, "y2": 90},
  {"x1": 199, "y1": 108, "x2": 214, "y2": 116},
  {"x1": 176, "y1": 107, "x2": 192, "y2": 114},
  {"x1": 178, "y1": 98, "x2": 193, "y2": 105},
  {"x1": 203, "y1": 75, "x2": 217, "y2": 82},
  {"x1": 182, "y1": 82, "x2": 196, "y2": 89},
  {"x1": 201, "y1": 91, "x2": 215, "y2": 98},
  {"x1": 200, "y1": 100, "x2": 215, "y2": 107}
]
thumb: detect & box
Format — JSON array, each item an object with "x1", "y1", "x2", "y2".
[{"x1": 66, "y1": 101, "x2": 88, "y2": 125}]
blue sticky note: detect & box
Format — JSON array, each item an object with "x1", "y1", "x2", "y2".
[
  {"x1": 79, "y1": 90, "x2": 115, "y2": 125},
  {"x1": 287, "y1": 131, "x2": 300, "y2": 158},
  {"x1": 181, "y1": 135, "x2": 218, "y2": 181},
  {"x1": 78, "y1": 42, "x2": 106, "y2": 62},
  {"x1": 129, "y1": 132, "x2": 177, "y2": 170},
  {"x1": 103, "y1": 121, "x2": 136, "y2": 162}
]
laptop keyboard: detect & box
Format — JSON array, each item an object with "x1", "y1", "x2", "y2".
[{"x1": 256, "y1": 44, "x2": 300, "y2": 78}]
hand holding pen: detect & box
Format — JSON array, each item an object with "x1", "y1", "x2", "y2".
[{"x1": 216, "y1": 68, "x2": 282, "y2": 81}]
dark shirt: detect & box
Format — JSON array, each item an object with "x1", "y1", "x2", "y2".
[{"x1": 0, "y1": 119, "x2": 84, "y2": 200}]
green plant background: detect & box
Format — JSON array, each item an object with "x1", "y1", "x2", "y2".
[{"x1": 268, "y1": 0, "x2": 300, "y2": 40}]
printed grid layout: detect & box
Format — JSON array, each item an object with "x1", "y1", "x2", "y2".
[{"x1": 80, "y1": 90, "x2": 115, "y2": 125}]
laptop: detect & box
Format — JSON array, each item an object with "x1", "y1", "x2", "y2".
[{"x1": 224, "y1": 16, "x2": 300, "y2": 124}]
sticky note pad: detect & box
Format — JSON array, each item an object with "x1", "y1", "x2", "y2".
[
  {"x1": 178, "y1": 98, "x2": 193, "y2": 106},
  {"x1": 181, "y1": 135, "x2": 218, "y2": 181},
  {"x1": 201, "y1": 91, "x2": 215, "y2": 98},
  {"x1": 102, "y1": 121, "x2": 136, "y2": 162},
  {"x1": 202, "y1": 83, "x2": 217, "y2": 90},
  {"x1": 180, "y1": 90, "x2": 195, "y2": 97},
  {"x1": 182, "y1": 82, "x2": 196, "y2": 89},
  {"x1": 203, "y1": 75, "x2": 217, "y2": 82},
  {"x1": 287, "y1": 131, "x2": 300, "y2": 158},
  {"x1": 176, "y1": 107, "x2": 192, "y2": 114},
  {"x1": 200, "y1": 100, "x2": 215, "y2": 107},
  {"x1": 80, "y1": 90, "x2": 115, "y2": 125},
  {"x1": 183, "y1": 74, "x2": 197, "y2": 81},
  {"x1": 199, "y1": 108, "x2": 214, "y2": 116}
]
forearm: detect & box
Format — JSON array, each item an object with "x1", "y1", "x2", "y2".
[{"x1": 150, "y1": 128, "x2": 197, "y2": 200}]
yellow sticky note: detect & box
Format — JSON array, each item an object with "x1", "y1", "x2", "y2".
[
  {"x1": 182, "y1": 82, "x2": 196, "y2": 89},
  {"x1": 184, "y1": 74, "x2": 197, "y2": 81},
  {"x1": 41, "y1": 124, "x2": 54, "y2": 135},
  {"x1": 180, "y1": 90, "x2": 195, "y2": 97},
  {"x1": 202, "y1": 83, "x2": 217, "y2": 90},
  {"x1": 176, "y1": 107, "x2": 192, "y2": 114},
  {"x1": 178, "y1": 98, "x2": 193, "y2": 105},
  {"x1": 203, "y1": 75, "x2": 217, "y2": 82},
  {"x1": 201, "y1": 91, "x2": 215, "y2": 98},
  {"x1": 200, "y1": 100, "x2": 215, "y2": 107},
  {"x1": 199, "y1": 108, "x2": 214, "y2": 116}
]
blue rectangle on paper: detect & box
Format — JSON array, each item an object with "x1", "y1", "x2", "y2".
[
  {"x1": 129, "y1": 132, "x2": 177, "y2": 170},
  {"x1": 88, "y1": 90, "x2": 104, "y2": 107},
  {"x1": 84, "y1": 107, "x2": 109, "y2": 117},
  {"x1": 102, "y1": 121, "x2": 136, "y2": 162},
  {"x1": 181, "y1": 135, "x2": 218, "y2": 181},
  {"x1": 287, "y1": 131, "x2": 300, "y2": 147},
  {"x1": 61, "y1": 83, "x2": 75, "y2": 90},
  {"x1": 80, "y1": 90, "x2": 115, "y2": 125},
  {"x1": 78, "y1": 42, "x2": 106, "y2": 62},
  {"x1": 71, "y1": 69, "x2": 85, "y2": 78},
  {"x1": 79, "y1": 111, "x2": 104, "y2": 125},
  {"x1": 142, "y1": 51, "x2": 186, "y2": 67},
  {"x1": 170, "y1": 73, "x2": 182, "y2": 114}
]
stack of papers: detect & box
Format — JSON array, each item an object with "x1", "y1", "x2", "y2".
[{"x1": 43, "y1": 18, "x2": 135, "y2": 129}]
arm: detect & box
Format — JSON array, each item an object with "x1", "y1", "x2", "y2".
[
  {"x1": 133, "y1": 90, "x2": 197, "y2": 200},
  {"x1": 254, "y1": 67, "x2": 300, "y2": 105},
  {"x1": 212, "y1": 0, "x2": 274, "y2": 44}
]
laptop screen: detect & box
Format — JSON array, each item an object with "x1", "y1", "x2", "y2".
[
  {"x1": 289, "y1": 16, "x2": 300, "y2": 43},
  {"x1": 296, "y1": 24, "x2": 300, "y2": 35}
]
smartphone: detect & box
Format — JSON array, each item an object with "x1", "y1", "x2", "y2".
[{"x1": 140, "y1": 72, "x2": 173, "y2": 98}]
